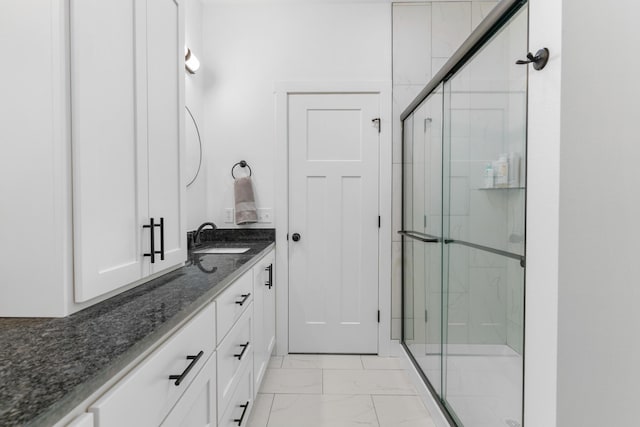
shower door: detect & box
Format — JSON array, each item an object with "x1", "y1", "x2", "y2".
[
  {"x1": 402, "y1": 85, "x2": 444, "y2": 396},
  {"x1": 442, "y1": 7, "x2": 527, "y2": 426},
  {"x1": 401, "y1": 4, "x2": 528, "y2": 427}
]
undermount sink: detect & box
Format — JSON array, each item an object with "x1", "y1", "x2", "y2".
[{"x1": 193, "y1": 247, "x2": 251, "y2": 255}]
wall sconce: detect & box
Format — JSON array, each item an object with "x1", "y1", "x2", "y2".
[{"x1": 185, "y1": 47, "x2": 200, "y2": 74}]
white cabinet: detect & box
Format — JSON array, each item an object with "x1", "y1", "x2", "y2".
[
  {"x1": 214, "y1": 267, "x2": 256, "y2": 420},
  {"x1": 217, "y1": 305, "x2": 253, "y2": 417},
  {"x1": 66, "y1": 413, "x2": 94, "y2": 427},
  {"x1": 216, "y1": 271, "x2": 254, "y2": 345},
  {"x1": 89, "y1": 304, "x2": 215, "y2": 427},
  {"x1": 1, "y1": 0, "x2": 185, "y2": 316},
  {"x1": 160, "y1": 352, "x2": 217, "y2": 427},
  {"x1": 80, "y1": 246, "x2": 274, "y2": 427},
  {"x1": 146, "y1": 0, "x2": 187, "y2": 275},
  {"x1": 252, "y1": 250, "x2": 276, "y2": 394},
  {"x1": 71, "y1": 0, "x2": 186, "y2": 303},
  {"x1": 218, "y1": 363, "x2": 253, "y2": 427}
]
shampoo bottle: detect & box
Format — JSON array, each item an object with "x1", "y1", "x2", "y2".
[
  {"x1": 484, "y1": 163, "x2": 494, "y2": 188},
  {"x1": 494, "y1": 154, "x2": 509, "y2": 188},
  {"x1": 508, "y1": 152, "x2": 520, "y2": 188}
]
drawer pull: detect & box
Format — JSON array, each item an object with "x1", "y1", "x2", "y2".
[
  {"x1": 265, "y1": 264, "x2": 273, "y2": 289},
  {"x1": 234, "y1": 342, "x2": 250, "y2": 360},
  {"x1": 234, "y1": 401, "x2": 250, "y2": 426},
  {"x1": 169, "y1": 350, "x2": 204, "y2": 386},
  {"x1": 235, "y1": 293, "x2": 251, "y2": 306}
]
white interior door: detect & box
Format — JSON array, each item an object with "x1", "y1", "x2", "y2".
[{"x1": 288, "y1": 92, "x2": 380, "y2": 354}]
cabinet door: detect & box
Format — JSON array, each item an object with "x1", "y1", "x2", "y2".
[
  {"x1": 160, "y1": 352, "x2": 216, "y2": 427},
  {"x1": 252, "y1": 261, "x2": 265, "y2": 392},
  {"x1": 253, "y1": 250, "x2": 276, "y2": 394},
  {"x1": 147, "y1": 0, "x2": 187, "y2": 274},
  {"x1": 264, "y1": 253, "x2": 276, "y2": 360},
  {"x1": 71, "y1": 0, "x2": 149, "y2": 302}
]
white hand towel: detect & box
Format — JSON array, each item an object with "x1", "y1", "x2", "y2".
[{"x1": 234, "y1": 176, "x2": 258, "y2": 225}]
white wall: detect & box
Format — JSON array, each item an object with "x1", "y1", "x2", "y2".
[
  {"x1": 524, "y1": 0, "x2": 562, "y2": 425},
  {"x1": 526, "y1": 0, "x2": 640, "y2": 425},
  {"x1": 556, "y1": 0, "x2": 640, "y2": 425},
  {"x1": 185, "y1": 0, "x2": 208, "y2": 231},
  {"x1": 201, "y1": 1, "x2": 392, "y2": 228}
]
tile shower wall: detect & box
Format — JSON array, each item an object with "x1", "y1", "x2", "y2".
[
  {"x1": 391, "y1": 1, "x2": 498, "y2": 340},
  {"x1": 445, "y1": 8, "x2": 527, "y2": 352},
  {"x1": 441, "y1": 11, "x2": 528, "y2": 426}
]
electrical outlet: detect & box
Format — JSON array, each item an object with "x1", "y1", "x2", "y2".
[
  {"x1": 224, "y1": 208, "x2": 234, "y2": 223},
  {"x1": 257, "y1": 208, "x2": 272, "y2": 223}
]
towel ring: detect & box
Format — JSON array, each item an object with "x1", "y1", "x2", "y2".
[{"x1": 231, "y1": 160, "x2": 252, "y2": 179}]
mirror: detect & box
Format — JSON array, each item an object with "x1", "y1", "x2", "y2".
[{"x1": 185, "y1": 105, "x2": 202, "y2": 187}]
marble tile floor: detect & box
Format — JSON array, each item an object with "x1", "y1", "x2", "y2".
[{"x1": 247, "y1": 355, "x2": 437, "y2": 427}]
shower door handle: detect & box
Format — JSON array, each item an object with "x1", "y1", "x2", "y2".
[{"x1": 398, "y1": 230, "x2": 439, "y2": 243}]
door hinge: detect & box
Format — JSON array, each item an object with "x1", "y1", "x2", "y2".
[
  {"x1": 378, "y1": 216, "x2": 381, "y2": 228},
  {"x1": 377, "y1": 310, "x2": 380, "y2": 323},
  {"x1": 425, "y1": 309, "x2": 428, "y2": 323},
  {"x1": 372, "y1": 118, "x2": 381, "y2": 133}
]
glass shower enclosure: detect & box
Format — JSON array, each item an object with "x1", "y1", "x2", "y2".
[{"x1": 401, "y1": 2, "x2": 527, "y2": 426}]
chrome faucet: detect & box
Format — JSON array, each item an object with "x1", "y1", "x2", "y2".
[{"x1": 191, "y1": 222, "x2": 217, "y2": 248}]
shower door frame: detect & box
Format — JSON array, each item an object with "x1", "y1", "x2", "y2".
[{"x1": 399, "y1": 0, "x2": 529, "y2": 425}]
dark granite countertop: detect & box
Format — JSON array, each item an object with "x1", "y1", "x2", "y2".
[{"x1": 0, "y1": 229, "x2": 275, "y2": 426}]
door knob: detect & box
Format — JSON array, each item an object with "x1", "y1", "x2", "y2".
[{"x1": 291, "y1": 233, "x2": 301, "y2": 242}]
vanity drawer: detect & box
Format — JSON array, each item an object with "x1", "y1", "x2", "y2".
[
  {"x1": 160, "y1": 351, "x2": 216, "y2": 427},
  {"x1": 216, "y1": 270, "x2": 253, "y2": 344},
  {"x1": 218, "y1": 362, "x2": 253, "y2": 427},
  {"x1": 66, "y1": 413, "x2": 94, "y2": 427},
  {"x1": 89, "y1": 304, "x2": 216, "y2": 427},
  {"x1": 217, "y1": 304, "x2": 253, "y2": 417}
]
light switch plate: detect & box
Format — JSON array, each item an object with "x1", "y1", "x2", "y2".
[
  {"x1": 224, "y1": 208, "x2": 234, "y2": 223},
  {"x1": 257, "y1": 208, "x2": 272, "y2": 223}
]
